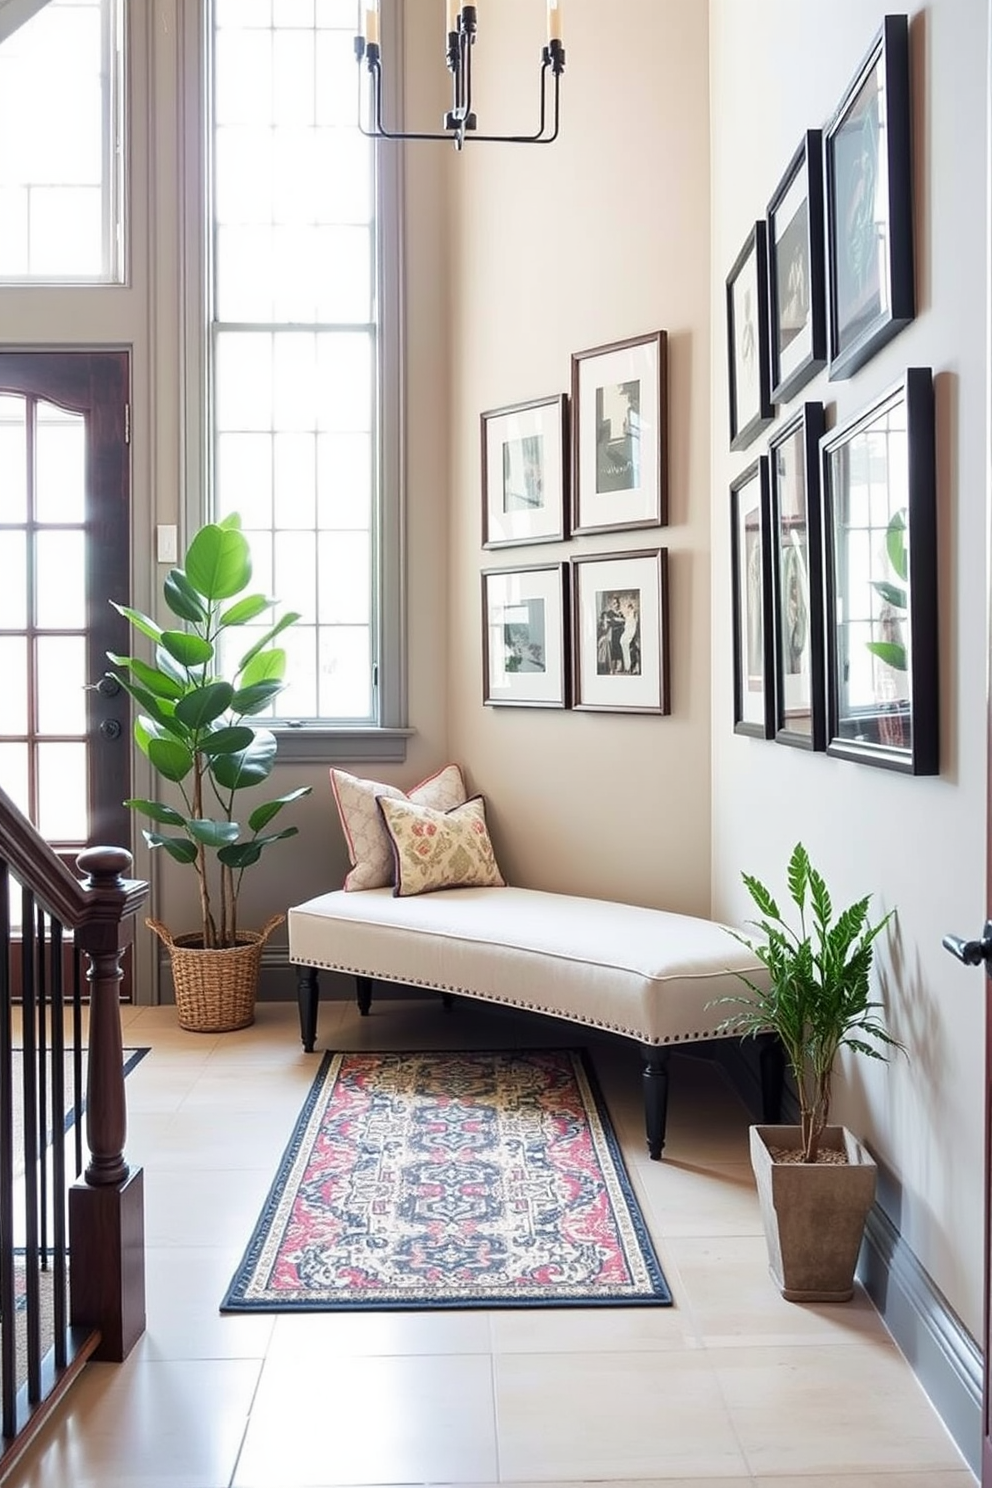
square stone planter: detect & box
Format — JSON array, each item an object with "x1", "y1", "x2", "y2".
[{"x1": 750, "y1": 1123, "x2": 877, "y2": 1302}]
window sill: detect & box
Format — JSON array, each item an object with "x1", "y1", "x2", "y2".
[{"x1": 271, "y1": 726, "x2": 414, "y2": 766}]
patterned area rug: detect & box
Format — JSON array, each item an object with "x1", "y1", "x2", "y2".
[{"x1": 222, "y1": 1048, "x2": 671, "y2": 1311}]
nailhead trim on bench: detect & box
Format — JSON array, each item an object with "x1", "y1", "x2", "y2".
[{"x1": 297, "y1": 954, "x2": 729, "y2": 1047}]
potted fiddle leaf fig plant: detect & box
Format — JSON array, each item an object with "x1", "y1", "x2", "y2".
[
  {"x1": 106, "y1": 513, "x2": 311, "y2": 1033},
  {"x1": 714, "y1": 842, "x2": 904, "y2": 1302}
]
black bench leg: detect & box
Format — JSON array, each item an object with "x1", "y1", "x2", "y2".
[
  {"x1": 296, "y1": 966, "x2": 319, "y2": 1053},
  {"x1": 440, "y1": 993, "x2": 453, "y2": 1012},
  {"x1": 758, "y1": 1032, "x2": 785, "y2": 1122},
  {"x1": 642, "y1": 1046, "x2": 671, "y2": 1160},
  {"x1": 356, "y1": 975, "x2": 373, "y2": 1016}
]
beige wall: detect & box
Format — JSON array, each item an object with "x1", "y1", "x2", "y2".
[
  {"x1": 709, "y1": 0, "x2": 990, "y2": 1339},
  {"x1": 445, "y1": 0, "x2": 713, "y2": 915}
]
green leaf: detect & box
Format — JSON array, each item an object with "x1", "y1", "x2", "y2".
[
  {"x1": 186, "y1": 818, "x2": 241, "y2": 847},
  {"x1": 124, "y1": 798, "x2": 186, "y2": 826},
  {"x1": 210, "y1": 729, "x2": 277, "y2": 791},
  {"x1": 147, "y1": 736, "x2": 195, "y2": 782},
  {"x1": 220, "y1": 593, "x2": 275, "y2": 627},
  {"x1": 174, "y1": 681, "x2": 234, "y2": 730},
  {"x1": 886, "y1": 510, "x2": 908, "y2": 581},
  {"x1": 163, "y1": 569, "x2": 207, "y2": 623},
  {"x1": 143, "y1": 831, "x2": 198, "y2": 864},
  {"x1": 231, "y1": 680, "x2": 285, "y2": 715},
  {"x1": 866, "y1": 640, "x2": 907, "y2": 670},
  {"x1": 107, "y1": 655, "x2": 184, "y2": 701},
  {"x1": 185, "y1": 523, "x2": 252, "y2": 601},
  {"x1": 241, "y1": 648, "x2": 286, "y2": 688},
  {"x1": 198, "y1": 725, "x2": 256, "y2": 756},
  {"x1": 160, "y1": 630, "x2": 215, "y2": 668},
  {"x1": 110, "y1": 602, "x2": 162, "y2": 644},
  {"x1": 871, "y1": 580, "x2": 907, "y2": 609},
  {"x1": 217, "y1": 840, "x2": 263, "y2": 868},
  {"x1": 248, "y1": 786, "x2": 312, "y2": 831},
  {"x1": 237, "y1": 612, "x2": 299, "y2": 672}
]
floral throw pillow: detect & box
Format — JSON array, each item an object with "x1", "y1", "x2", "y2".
[
  {"x1": 330, "y1": 764, "x2": 467, "y2": 890},
  {"x1": 376, "y1": 794, "x2": 506, "y2": 897}
]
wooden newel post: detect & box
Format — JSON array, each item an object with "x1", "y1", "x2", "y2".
[{"x1": 68, "y1": 846, "x2": 147, "y2": 1362}]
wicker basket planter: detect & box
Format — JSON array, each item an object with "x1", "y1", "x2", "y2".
[{"x1": 147, "y1": 915, "x2": 284, "y2": 1033}]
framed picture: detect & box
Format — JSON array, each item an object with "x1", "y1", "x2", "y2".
[
  {"x1": 482, "y1": 562, "x2": 570, "y2": 708},
  {"x1": 570, "y1": 331, "x2": 667, "y2": 535},
  {"x1": 767, "y1": 130, "x2": 827, "y2": 405},
  {"x1": 730, "y1": 458, "x2": 775, "y2": 740},
  {"x1": 821, "y1": 368, "x2": 937, "y2": 774},
  {"x1": 825, "y1": 14, "x2": 914, "y2": 381},
  {"x1": 768, "y1": 403, "x2": 826, "y2": 750},
  {"x1": 726, "y1": 222, "x2": 774, "y2": 452},
  {"x1": 481, "y1": 394, "x2": 568, "y2": 547},
  {"x1": 570, "y1": 548, "x2": 669, "y2": 714}
]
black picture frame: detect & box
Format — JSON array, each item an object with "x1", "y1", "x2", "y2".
[
  {"x1": 481, "y1": 394, "x2": 569, "y2": 548},
  {"x1": 726, "y1": 222, "x2": 775, "y2": 451},
  {"x1": 768, "y1": 403, "x2": 826, "y2": 751},
  {"x1": 731, "y1": 458, "x2": 775, "y2": 740},
  {"x1": 570, "y1": 331, "x2": 668, "y2": 535},
  {"x1": 482, "y1": 562, "x2": 570, "y2": 708},
  {"x1": 825, "y1": 14, "x2": 915, "y2": 381},
  {"x1": 767, "y1": 130, "x2": 827, "y2": 404},
  {"x1": 570, "y1": 548, "x2": 670, "y2": 714},
  {"x1": 821, "y1": 368, "x2": 938, "y2": 774}
]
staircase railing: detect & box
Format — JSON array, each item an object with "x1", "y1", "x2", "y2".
[{"x1": 0, "y1": 782, "x2": 148, "y2": 1479}]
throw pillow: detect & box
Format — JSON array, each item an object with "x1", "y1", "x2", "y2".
[
  {"x1": 376, "y1": 794, "x2": 506, "y2": 897},
  {"x1": 330, "y1": 764, "x2": 467, "y2": 891}
]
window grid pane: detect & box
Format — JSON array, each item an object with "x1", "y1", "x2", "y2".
[
  {"x1": 0, "y1": 0, "x2": 124, "y2": 283},
  {"x1": 211, "y1": 0, "x2": 377, "y2": 725}
]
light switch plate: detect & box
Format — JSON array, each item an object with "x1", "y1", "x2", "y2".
[{"x1": 156, "y1": 525, "x2": 178, "y2": 564}]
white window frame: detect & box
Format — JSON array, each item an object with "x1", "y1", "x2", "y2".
[{"x1": 188, "y1": 0, "x2": 409, "y2": 766}]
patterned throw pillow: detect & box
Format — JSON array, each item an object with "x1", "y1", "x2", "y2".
[
  {"x1": 330, "y1": 764, "x2": 468, "y2": 891},
  {"x1": 376, "y1": 794, "x2": 506, "y2": 898}
]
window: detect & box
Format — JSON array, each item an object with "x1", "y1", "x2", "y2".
[
  {"x1": 208, "y1": 0, "x2": 401, "y2": 748},
  {"x1": 0, "y1": 0, "x2": 124, "y2": 282}
]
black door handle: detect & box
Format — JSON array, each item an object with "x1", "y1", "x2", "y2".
[
  {"x1": 942, "y1": 921, "x2": 992, "y2": 966},
  {"x1": 100, "y1": 718, "x2": 123, "y2": 741}
]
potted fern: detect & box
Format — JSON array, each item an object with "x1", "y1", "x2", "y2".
[
  {"x1": 714, "y1": 842, "x2": 904, "y2": 1301},
  {"x1": 107, "y1": 514, "x2": 311, "y2": 1032}
]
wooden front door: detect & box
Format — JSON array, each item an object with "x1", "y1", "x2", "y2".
[{"x1": 0, "y1": 351, "x2": 132, "y2": 990}]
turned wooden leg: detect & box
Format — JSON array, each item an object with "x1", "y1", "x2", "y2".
[
  {"x1": 356, "y1": 975, "x2": 373, "y2": 1016},
  {"x1": 758, "y1": 1032, "x2": 785, "y2": 1122},
  {"x1": 296, "y1": 965, "x2": 319, "y2": 1052},
  {"x1": 642, "y1": 1045, "x2": 671, "y2": 1160}
]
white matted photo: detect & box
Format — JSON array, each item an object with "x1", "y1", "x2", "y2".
[
  {"x1": 571, "y1": 332, "x2": 667, "y2": 535},
  {"x1": 482, "y1": 563, "x2": 569, "y2": 708},
  {"x1": 481, "y1": 394, "x2": 568, "y2": 547},
  {"x1": 571, "y1": 549, "x2": 669, "y2": 714}
]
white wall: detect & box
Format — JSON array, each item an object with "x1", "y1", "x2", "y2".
[
  {"x1": 710, "y1": 0, "x2": 990, "y2": 1340},
  {"x1": 445, "y1": 0, "x2": 714, "y2": 915}
]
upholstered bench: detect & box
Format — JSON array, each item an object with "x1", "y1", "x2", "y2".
[{"x1": 288, "y1": 885, "x2": 782, "y2": 1159}]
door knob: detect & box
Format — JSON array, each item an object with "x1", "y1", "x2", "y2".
[
  {"x1": 100, "y1": 718, "x2": 123, "y2": 741},
  {"x1": 96, "y1": 674, "x2": 122, "y2": 698},
  {"x1": 942, "y1": 921, "x2": 992, "y2": 966}
]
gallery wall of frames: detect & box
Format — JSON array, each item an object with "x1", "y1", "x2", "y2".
[
  {"x1": 725, "y1": 11, "x2": 938, "y2": 777},
  {"x1": 480, "y1": 329, "x2": 672, "y2": 717}
]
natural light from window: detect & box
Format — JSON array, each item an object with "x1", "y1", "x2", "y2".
[
  {"x1": 211, "y1": 0, "x2": 377, "y2": 725},
  {"x1": 0, "y1": 0, "x2": 123, "y2": 282}
]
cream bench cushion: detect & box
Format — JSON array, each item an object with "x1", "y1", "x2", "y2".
[{"x1": 288, "y1": 885, "x2": 778, "y2": 1159}]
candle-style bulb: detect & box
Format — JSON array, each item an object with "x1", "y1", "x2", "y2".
[
  {"x1": 548, "y1": 0, "x2": 562, "y2": 43},
  {"x1": 446, "y1": 0, "x2": 459, "y2": 33},
  {"x1": 365, "y1": 3, "x2": 379, "y2": 45}
]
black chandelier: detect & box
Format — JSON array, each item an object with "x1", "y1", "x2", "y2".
[{"x1": 355, "y1": 2, "x2": 565, "y2": 151}]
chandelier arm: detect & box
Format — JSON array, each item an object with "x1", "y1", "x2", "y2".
[{"x1": 464, "y1": 61, "x2": 561, "y2": 145}]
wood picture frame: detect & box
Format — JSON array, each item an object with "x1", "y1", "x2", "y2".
[
  {"x1": 767, "y1": 130, "x2": 827, "y2": 405},
  {"x1": 482, "y1": 562, "x2": 570, "y2": 708},
  {"x1": 768, "y1": 402, "x2": 826, "y2": 751},
  {"x1": 821, "y1": 368, "x2": 938, "y2": 773},
  {"x1": 825, "y1": 14, "x2": 915, "y2": 381},
  {"x1": 570, "y1": 548, "x2": 670, "y2": 714},
  {"x1": 481, "y1": 394, "x2": 569, "y2": 548},
  {"x1": 570, "y1": 331, "x2": 668, "y2": 535},
  {"x1": 731, "y1": 457, "x2": 776, "y2": 739},
  {"x1": 726, "y1": 222, "x2": 775, "y2": 451}
]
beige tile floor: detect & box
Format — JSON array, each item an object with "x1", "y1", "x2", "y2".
[{"x1": 7, "y1": 995, "x2": 978, "y2": 1488}]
